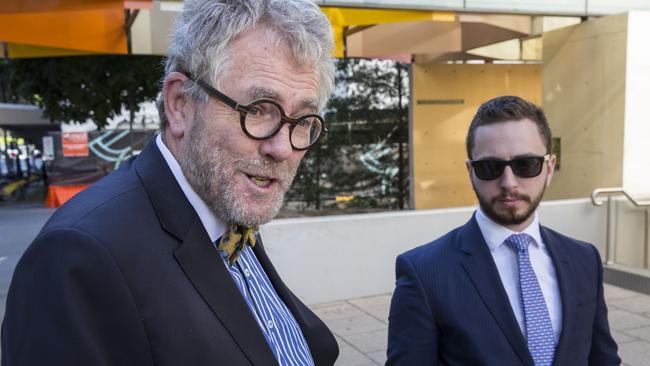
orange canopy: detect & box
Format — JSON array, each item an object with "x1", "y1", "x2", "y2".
[{"x1": 0, "y1": 0, "x2": 152, "y2": 57}]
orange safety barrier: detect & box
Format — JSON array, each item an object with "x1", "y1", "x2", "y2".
[{"x1": 45, "y1": 184, "x2": 89, "y2": 208}]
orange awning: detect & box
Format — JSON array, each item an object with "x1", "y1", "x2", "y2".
[{"x1": 0, "y1": 0, "x2": 152, "y2": 57}]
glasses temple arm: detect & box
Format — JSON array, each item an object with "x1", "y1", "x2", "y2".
[{"x1": 188, "y1": 76, "x2": 241, "y2": 111}]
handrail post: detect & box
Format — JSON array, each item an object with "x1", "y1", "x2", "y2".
[
  {"x1": 606, "y1": 194, "x2": 615, "y2": 265},
  {"x1": 645, "y1": 207, "x2": 649, "y2": 269},
  {"x1": 591, "y1": 187, "x2": 650, "y2": 267}
]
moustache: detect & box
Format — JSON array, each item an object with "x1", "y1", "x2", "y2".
[{"x1": 492, "y1": 191, "x2": 531, "y2": 204}]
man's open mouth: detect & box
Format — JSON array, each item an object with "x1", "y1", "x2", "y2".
[{"x1": 248, "y1": 175, "x2": 272, "y2": 187}]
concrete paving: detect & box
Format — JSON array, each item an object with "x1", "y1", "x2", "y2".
[
  {"x1": 0, "y1": 203, "x2": 55, "y2": 322},
  {"x1": 312, "y1": 285, "x2": 650, "y2": 366},
  {"x1": 2, "y1": 204, "x2": 650, "y2": 365}
]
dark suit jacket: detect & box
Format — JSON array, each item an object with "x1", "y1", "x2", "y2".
[
  {"x1": 2, "y1": 139, "x2": 338, "y2": 366},
  {"x1": 387, "y1": 215, "x2": 620, "y2": 366}
]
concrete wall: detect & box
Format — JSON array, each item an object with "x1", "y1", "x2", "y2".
[
  {"x1": 411, "y1": 63, "x2": 541, "y2": 209},
  {"x1": 543, "y1": 12, "x2": 650, "y2": 200},
  {"x1": 610, "y1": 198, "x2": 650, "y2": 269},
  {"x1": 542, "y1": 14, "x2": 628, "y2": 200},
  {"x1": 131, "y1": 1, "x2": 178, "y2": 55},
  {"x1": 262, "y1": 198, "x2": 606, "y2": 304}
]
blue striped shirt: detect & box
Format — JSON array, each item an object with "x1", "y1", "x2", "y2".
[{"x1": 215, "y1": 243, "x2": 315, "y2": 366}]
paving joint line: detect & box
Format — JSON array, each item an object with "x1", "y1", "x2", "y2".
[
  {"x1": 332, "y1": 300, "x2": 385, "y2": 365},
  {"x1": 346, "y1": 299, "x2": 389, "y2": 325}
]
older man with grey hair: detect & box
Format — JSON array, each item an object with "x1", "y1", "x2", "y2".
[{"x1": 1, "y1": 1, "x2": 338, "y2": 365}]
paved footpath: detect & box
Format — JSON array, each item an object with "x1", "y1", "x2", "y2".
[
  {"x1": 313, "y1": 285, "x2": 650, "y2": 366},
  {"x1": 2, "y1": 205, "x2": 650, "y2": 365},
  {"x1": 0, "y1": 204, "x2": 54, "y2": 323}
]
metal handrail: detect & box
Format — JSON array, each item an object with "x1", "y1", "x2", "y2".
[
  {"x1": 591, "y1": 187, "x2": 650, "y2": 267},
  {"x1": 591, "y1": 187, "x2": 650, "y2": 207}
]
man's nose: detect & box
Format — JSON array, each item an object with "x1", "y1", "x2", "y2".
[
  {"x1": 499, "y1": 166, "x2": 519, "y2": 189},
  {"x1": 259, "y1": 124, "x2": 294, "y2": 162}
]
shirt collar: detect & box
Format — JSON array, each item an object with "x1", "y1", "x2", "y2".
[
  {"x1": 475, "y1": 207, "x2": 543, "y2": 252},
  {"x1": 155, "y1": 134, "x2": 228, "y2": 242}
]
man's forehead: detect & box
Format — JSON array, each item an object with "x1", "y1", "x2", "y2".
[
  {"x1": 474, "y1": 119, "x2": 541, "y2": 138},
  {"x1": 472, "y1": 119, "x2": 546, "y2": 157},
  {"x1": 222, "y1": 27, "x2": 322, "y2": 110}
]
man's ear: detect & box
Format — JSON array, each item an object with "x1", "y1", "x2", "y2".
[
  {"x1": 465, "y1": 159, "x2": 473, "y2": 180},
  {"x1": 163, "y1": 72, "x2": 194, "y2": 139},
  {"x1": 545, "y1": 154, "x2": 557, "y2": 187}
]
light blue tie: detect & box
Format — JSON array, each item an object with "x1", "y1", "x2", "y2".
[{"x1": 505, "y1": 233, "x2": 556, "y2": 366}]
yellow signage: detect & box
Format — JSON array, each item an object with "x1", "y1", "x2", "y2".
[{"x1": 335, "y1": 195, "x2": 354, "y2": 202}]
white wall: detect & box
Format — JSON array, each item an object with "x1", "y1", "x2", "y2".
[
  {"x1": 623, "y1": 12, "x2": 650, "y2": 197},
  {"x1": 262, "y1": 198, "x2": 606, "y2": 304}
]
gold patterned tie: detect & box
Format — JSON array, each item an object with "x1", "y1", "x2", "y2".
[{"x1": 217, "y1": 224, "x2": 258, "y2": 265}]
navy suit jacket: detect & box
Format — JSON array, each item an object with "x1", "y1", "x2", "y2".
[
  {"x1": 387, "y1": 215, "x2": 620, "y2": 366},
  {"x1": 2, "y1": 139, "x2": 338, "y2": 366}
]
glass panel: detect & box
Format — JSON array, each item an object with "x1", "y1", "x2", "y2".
[
  {"x1": 316, "y1": 0, "x2": 463, "y2": 10},
  {"x1": 284, "y1": 58, "x2": 410, "y2": 213},
  {"x1": 465, "y1": 0, "x2": 584, "y2": 14},
  {"x1": 588, "y1": 0, "x2": 650, "y2": 14},
  {"x1": 318, "y1": 0, "x2": 650, "y2": 15}
]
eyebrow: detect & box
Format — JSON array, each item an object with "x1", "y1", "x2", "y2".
[
  {"x1": 247, "y1": 86, "x2": 319, "y2": 115},
  {"x1": 248, "y1": 86, "x2": 279, "y2": 101}
]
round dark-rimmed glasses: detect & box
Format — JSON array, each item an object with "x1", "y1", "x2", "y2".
[
  {"x1": 470, "y1": 154, "x2": 550, "y2": 180},
  {"x1": 188, "y1": 75, "x2": 327, "y2": 151}
]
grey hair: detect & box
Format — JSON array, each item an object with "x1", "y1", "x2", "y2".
[{"x1": 157, "y1": 0, "x2": 335, "y2": 131}]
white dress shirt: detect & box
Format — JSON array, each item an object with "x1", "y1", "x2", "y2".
[
  {"x1": 155, "y1": 134, "x2": 228, "y2": 241},
  {"x1": 475, "y1": 208, "x2": 563, "y2": 342}
]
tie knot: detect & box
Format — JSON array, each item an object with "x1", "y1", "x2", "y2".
[
  {"x1": 505, "y1": 233, "x2": 533, "y2": 253},
  {"x1": 217, "y1": 224, "x2": 259, "y2": 264}
]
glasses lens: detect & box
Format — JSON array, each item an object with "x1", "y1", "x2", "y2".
[
  {"x1": 244, "y1": 101, "x2": 282, "y2": 138},
  {"x1": 291, "y1": 116, "x2": 322, "y2": 149},
  {"x1": 511, "y1": 157, "x2": 544, "y2": 178},
  {"x1": 472, "y1": 160, "x2": 505, "y2": 180}
]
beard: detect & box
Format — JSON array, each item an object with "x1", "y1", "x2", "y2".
[
  {"x1": 177, "y1": 114, "x2": 298, "y2": 226},
  {"x1": 473, "y1": 179, "x2": 547, "y2": 227}
]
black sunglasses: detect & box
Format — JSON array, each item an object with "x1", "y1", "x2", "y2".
[{"x1": 470, "y1": 154, "x2": 550, "y2": 180}]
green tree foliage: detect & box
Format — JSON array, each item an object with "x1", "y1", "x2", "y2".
[
  {"x1": 5, "y1": 55, "x2": 163, "y2": 128},
  {"x1": 287, "y1": 58, "x2": 410, "y2": 211},
  {"x1": 0, "y1": 59, "x2": 20, "y2": 104}
]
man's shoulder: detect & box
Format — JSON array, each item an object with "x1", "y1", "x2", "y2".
[
  {"x1": 399, "y1": 225, "x2": 466, "y2": 266},
  {"x1": 541, "y1": 225, "x2": 597, "y2": 255},
  {"x1": 540, "y1": 225, "x2": 603, "y2": 271}
]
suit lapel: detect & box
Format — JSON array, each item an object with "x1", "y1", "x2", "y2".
[
  {"x1": 253, "y1": 237, "x2": 338, "y2": 366},
  {"x1": 459, "y1": 216, "x2": 534, "y2": 366},
  {"x1": 134, "y1": 139, "x2": 195, "y2": 242},
  {"x1": 540, "y1": 227, "x2": 576, "y2": 365},
  {"x1": 174, "y1": 220, "x2": 278, "y2": 366},
  {"x1": 135, "y1": 139, "x2": 278, "y2": 366}
]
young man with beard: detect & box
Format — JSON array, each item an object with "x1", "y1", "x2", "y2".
[
  {"x1": 387, "y1": 96, "x2": 620, "y2": 366},
  {"x1": 2, "y1": 1, "x2": 338, "y2": 365}
]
